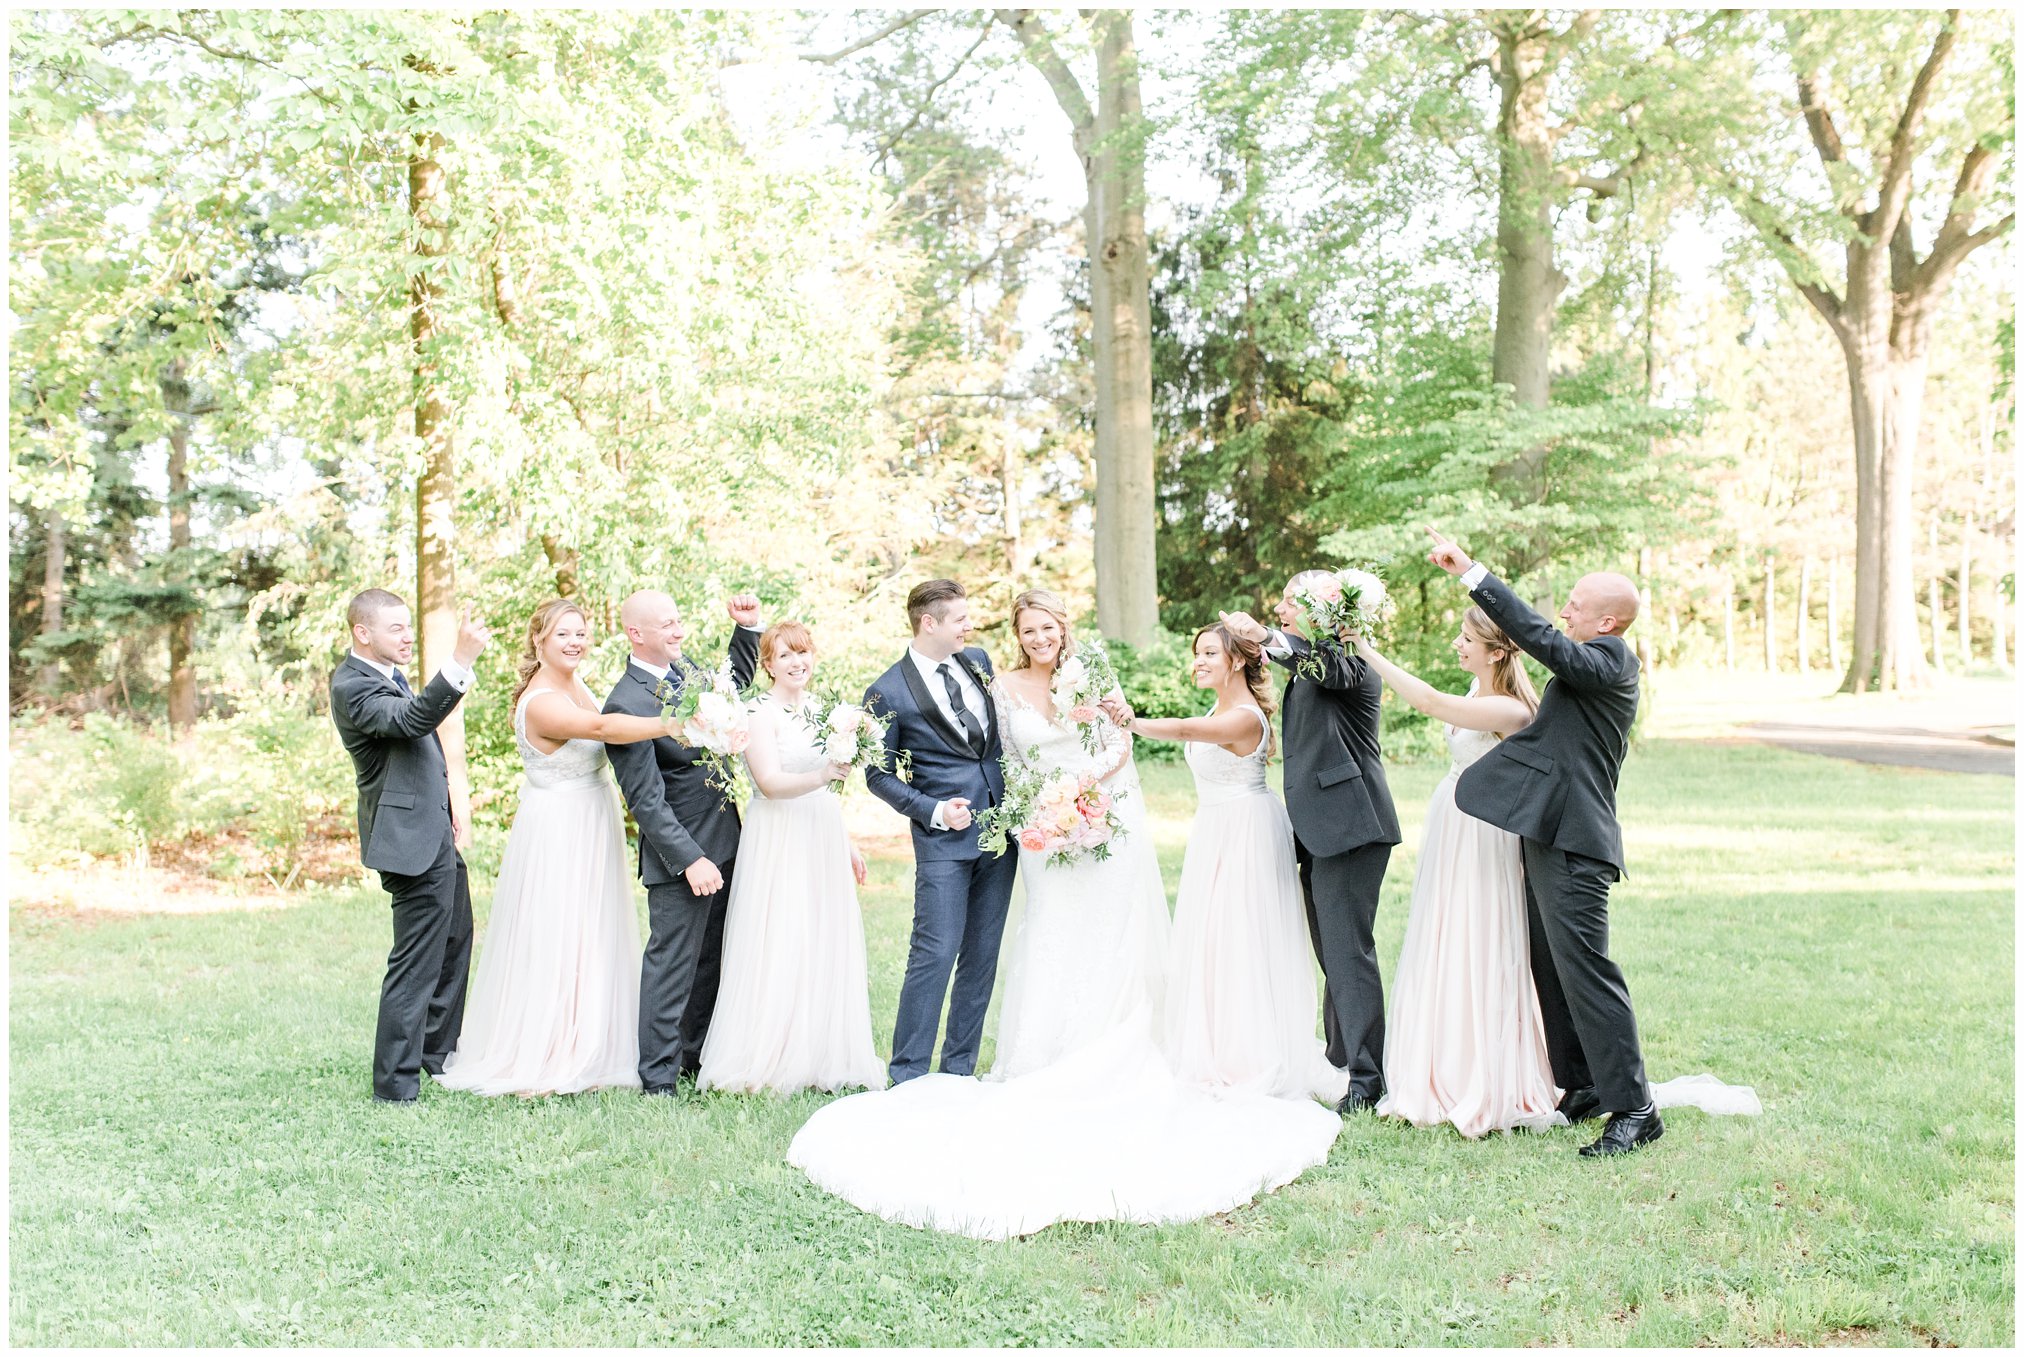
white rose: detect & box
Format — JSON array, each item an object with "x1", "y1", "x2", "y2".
[
  {"x1": 696, "y1": 691, "x2": 734, "y2": 725},
  {"x1": 1058, "y1": 655, "x2": 1087, "y2": 685},
  {"x1": 829, "y1": 704, "x2": 864, "y2": 734},
  {"x1": 823, "y1": 730, "x2": 857, "y2": 765},
  {"x1": 1339, "y1": 568, "x2": 1387, "y2": 610}
]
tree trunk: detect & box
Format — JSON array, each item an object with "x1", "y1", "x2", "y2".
[
  {"x1": 1763, "y1": 553, "x2": 1778, "y2": 673},
  {"x1": 38, "y1": 506, "x2": 66, "y2": 694},
  {"x1": 410, "y1": 125, "x2": 469, "y2": 817},
  {"x1": 1635, "y1": 546, "x2": 1654, "y2": 671},
  {"x1": 164, "y1": 372, "x2": 198, "y2": 732},
  {"x1": 1487, "y1": 17, "x2": 1562, "y2": 517},
  {"x1": 1994, "y1": 574, "x2": 2009, "y2": 672},
  {"x1": 1797, "y1": 555, "x2": 1812, "y2": 673},
  {"x1": 1083, "y1": 12, "x2": 1158, "y2": 646},
  {"x1": 1000, "y1": 411, "x2": 1024, "y2": 596},
  {"x1": 1957, "y1": 521, "x2": 1972, "y2": 669},
  {"x1": 1927, "y1": 513, "x2": 1945, "y2": 673},
  {"x1": 540, "y1": 535, "x2": 580, "y2": 599},
  {"x1": 1722, "y1": 582, "x2": 1735, "y2": 671},
  {"x1": 1827, "y1": 555, "x2": 1842, "y2": 675}
]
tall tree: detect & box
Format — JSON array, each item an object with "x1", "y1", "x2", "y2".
[{"x1": 1694, "y1": 9, "x2": 2014, "y2": 690}]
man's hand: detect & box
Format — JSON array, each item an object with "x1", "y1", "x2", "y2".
[
  {"x1": 450, "y1": 804, "x2": 473, "y2": 853},
  {"x1": 684, "y1": 856, "x2": 725, "y2": 895},
  {"x1": 451, "y1": 607, "x2": 492, "y2": 667},
  {"x1": 725, "y1": 593, "x2": 764, "y2": 629},
  {"x1": 1219, "y1": 610, "x2": 1269, "y2": 645},
  {"x1": 1425, "y1": 526, "x2": 1475, "y2": 578},
  {"x1": 939, "y1": 797, "x2": 973, "y2": 831}
]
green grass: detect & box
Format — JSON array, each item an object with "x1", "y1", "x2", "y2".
[{"x1": 10, "y1": 739, "x2": 2013, "y2": 1345}]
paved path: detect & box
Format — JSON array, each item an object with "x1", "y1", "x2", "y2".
[{"x1": 1736, "y1": 719, "x2": 2014, "y2": 776}]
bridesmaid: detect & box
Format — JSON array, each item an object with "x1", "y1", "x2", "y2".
[
  {"x1": 697, "y1": 622, "x2": 886, "y2": 1095},
  {"x1": 1350, "y1": 608, "x2": 1559, "y2": 1137},
  {"x1": 1113, "y1": 625, "x2": 1344, "y2": 1103},
  {"x1": 438, "y1": 599, "x2": 675, "y2": 1097}
]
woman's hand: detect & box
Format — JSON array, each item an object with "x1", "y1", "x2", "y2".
[
  {"x1": 848, "y1": 843, "x2": 869, "y2": 886},
  {"x1": 1100, "y1": 694, "x2": 1134, "y2": 728},
  {"x1": 824, "y1": 761, "x2": 852, "y2": 784}
]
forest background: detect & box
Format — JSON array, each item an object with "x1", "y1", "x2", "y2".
[{"x1": 7, "y1": 8, "x2": 2013, "y2": 886}]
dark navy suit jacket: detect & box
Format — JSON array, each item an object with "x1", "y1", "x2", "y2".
[{"x1": 863, "y1": 647, "x2": 1006, "y2": 863}]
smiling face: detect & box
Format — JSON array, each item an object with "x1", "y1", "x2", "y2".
[
  {"x1": 1191, "y1": 629, "x2": 1236, "y2": 689},
  {"x1": 1015, "y1": 606, "x2": 1065, "y2": 670},
  {"x1": 1272, "y1": 587, "x2": 1303, "y2": 633},
  {"x1": 622, "y1": 590, "x2": 687, "y2": 668},
  {"x1": 916, "y1": 595, "x2": 972, "y2": 660},
  {"x1": 538, "y1": 608, "x2": 592, "y2": 675},
  {"x1": 353, "y1": 603, "x2": 415, "y2": 668},
  {"x1": 1558, "y1": 572, "x2": 1639, "y2": 644},
  {"x1": 1451, "y1": 620, "x2": 1504, "y2": 682},
  {"x1": 765, "y1": 635, "x2": 814, "y2": 690}
]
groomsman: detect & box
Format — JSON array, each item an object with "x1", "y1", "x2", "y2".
[
  {"x1": 1224, "y1": 579, "x2": 1402, "y2": 1113},
  {"x1": 1426, "y1": 528, "x2": 1660, "y2": 1156},
  {"x1": 330, "y1": 589, "x2": 491, "y2": 1103},
  {"x1": 603, "y1": 589, "x2": 764, "y2": 1095}
]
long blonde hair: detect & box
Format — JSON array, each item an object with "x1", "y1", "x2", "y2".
[
  {"x1": 1006, "y1": 589, "x2": 1077, "y2": 670},
  {"x1": 511, "y1": 598, "x2": 588, "y2": 710},
  {"x1": 1466, "y1": 606, "x2": 1538, "y2": 714}
]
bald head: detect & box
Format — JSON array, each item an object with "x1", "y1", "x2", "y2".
[
  {"x1": 621, "y1": 590, "x2": 686, "y2": 667},
  {"x1": 1561, "y1": 572, "x2": 1640, "y2": 642}
]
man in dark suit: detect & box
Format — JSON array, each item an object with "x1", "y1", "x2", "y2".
[
  {"x1": 602, "y1": 588, "x2": 764, "y2": 1095},
  {"x1": 1426, "y1": 527, "x2": 1660, "y2": 1157},
  {"x1": 1223, "y1": 577, "x2": 1403, "y2": 1113},
  {"x1": 329, "y1": 588, "x2": 491, "y2": 1103},
  {"x1": 862, "y1": 579, "x2": 1016, "y2": 1085}
]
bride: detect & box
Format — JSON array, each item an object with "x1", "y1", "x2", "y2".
[{"x1": 787, "y1": 590, "x2": 1342, "y2": 1241}]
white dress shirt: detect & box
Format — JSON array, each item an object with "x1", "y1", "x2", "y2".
[
  {"x1": 1459, "y1": 561, "x2": 1490, "y2": 591},
  {"x1": 628, "y1": 625, "x2": 766, "y2": 689},
  {"x1": 908, "y1": 645, "x2": 988, "y2": 831},
  {"x1": 351, "y1": 650, "x2": 472, "y2": 693}
]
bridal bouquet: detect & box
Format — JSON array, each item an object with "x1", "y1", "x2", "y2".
[
  {"x1": 1050, "y1": 640, "x2": 1124, "y2": 756},
  {"x1": 803, "y1": 689, "x2": 907, "y2": 786},
  {"x1": 660, "y1": 659, "x2": 752, "y2": 797},
  {"x1": 976, "y1": 762, "x2": 1129, "y2": 869},
  {"x1": 1291, "y1": 566, "x2": 1394, "y2": 681}
]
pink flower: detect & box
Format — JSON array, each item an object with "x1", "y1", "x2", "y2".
[
  {"x1": 726, "y1": 728, "x2": 751, "y2": 754},
  {"x1": 1068, "y1": 703, "x2": 1099, "y2": 725},
  {"x1": 1018, "y1": 826, "x2": 1049, "y2": 853},
  {"x1": 1315, "y1": 579, "x2": 1343, "y2": 603},
  {"x1": 1087, "y1": 788, "x2": 1113, "y2": 814}
]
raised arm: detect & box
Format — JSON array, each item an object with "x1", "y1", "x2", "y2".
[
  {"x1": 1349, "y1": 636, "x2": 1533, "y2": 737},
  {"x1": 336, "y1": 668, "x2": 464, "y2": 741},
  {"x1": 1125, "y1": 704, "x2": 1266, "y2": 754},
  {"x1": 1467, "y1": 573, "x2": 1626, "y2": 693},
  {"x1": 524, "y1": 687, "x2": 673, "y2": 748},
  {"x1": 1274, "y1": 630, "x2": 1371, "y2": 690}
]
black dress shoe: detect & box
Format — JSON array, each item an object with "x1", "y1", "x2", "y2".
[
  {"x1": 641, "y1": 1083, "x2": 681, "y2": 1098},
  {"x1": 1579, "y1": 1104, "x2": 1663, "y2": 1157},
  {"x1": 1337, "y1": 1092, "x2": 1380, "y2": 1115},
  {"x1": 1558, "y1": 1086, "x2": 1604, "y2": 1123},
  {"x1": 373, "y1": 1093, "x2": 418, "y2": 1106}
]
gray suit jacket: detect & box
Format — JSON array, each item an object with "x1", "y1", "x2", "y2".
[
  {"x1": 1269, "y1": 631, "x2": 1402, "y2": 858},
  {"x1": 601, "y1": 630, "x2": 760, "y2": 887},
  {"x1": 329, "y1": 655, "x2": 465, "y2": 877},
  {"x1": 1453, "y1": 571, "x2": 1639, "y2": 878}
]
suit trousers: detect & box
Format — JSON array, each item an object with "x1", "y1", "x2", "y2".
[
  {"x1": 1298, "y1": 839, "x2": 1392, "y2": 1101},
  {"x1": 639, "y1": 858, "x2": 734, "y2": 1089},
  {"x1": 889, "y1": 851, "x2": 1020, "y2": 1084},
  {"x1": 373, "y1": 828, "x2": 474, "y2": 1100},
  {"x1": 1521, "y1": 840, "x2": 1652, "y2": 1112}
]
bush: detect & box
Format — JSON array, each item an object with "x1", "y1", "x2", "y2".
[{"x1": 1105, "y1": 631, "x2": 1208, "y2": 763}]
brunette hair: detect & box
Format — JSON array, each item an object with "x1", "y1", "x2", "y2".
[
  {"x1": 906, "y1": 578, "x2": 966, "y2": 633},
  {"x1": 1193, "y1": 623, "x2": 1279, "y2": 758},
  {"x1": 1464, "y1": 605, "x2": 1538, "y2": 714},
  {"x1": 1006, "y1": 588, "x2": 1077, "y2": 671},
  {"x1": 759, "y1": 620, "x2": 815, "y2": 682},
  {"x1": 347, "y1": 587, "x2": 404, "y2": 633},
  {"x1": 511, "y1": 598, "x2": 588, "y2": 710}
]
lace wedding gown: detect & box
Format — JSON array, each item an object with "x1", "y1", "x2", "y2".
[
  {"x1": 437, "y1": 690, "x2": 641, "y2": 1096},
  {"x1": 697, "y1": 698, "x2": 885, "y2": 1095},
  {"x1": 786, "y1": 690, "x2": 1343, "y2": 1241},
  {"x1": 1165, "y1": 705, "x2": 1347, "y2": 1102}
]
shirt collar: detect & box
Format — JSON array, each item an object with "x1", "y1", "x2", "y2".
[
  {"x1": 910, "y1": 646, "x2": 961, "y2": 684},
  {"x1": 350, "y1": 650, "x2": 399, "y2": 683},
  {"x1": 629, "y1": 654, "x2": 673, "y2": 683}
]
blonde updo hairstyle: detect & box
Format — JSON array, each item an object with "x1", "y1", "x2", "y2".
[
  {"x1": 1006, "y1": 588, "x2": 1078, "y2": 671},
  {"x1": 511, "y1": 598, "x2": 589, "y2": 710},
  {"x1": 1193, "y1": 622, "x2": 1279, "y2": 758},
  {"x1": 1463, "y1": 605, "x2": 1539, "y2": 715},
  {"x1": 758, "y1": 620, "x2": 815, "y2": 684}
]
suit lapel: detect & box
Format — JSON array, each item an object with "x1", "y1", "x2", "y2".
[
  {"x1": 953, "y1": 649, "x2": 998, "y2": 746},
  {"x1": 898, "y1": 654, "x2": 974, "y2": 758},
  {"x1": 345, "y1": 653, "x2": 401, "y2": 694}
]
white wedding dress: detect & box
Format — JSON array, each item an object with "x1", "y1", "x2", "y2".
[
  {"x1": 786, "y1": 690, "x2": 1343, "y2": 1241},
  {"x1": 437, "y1": 690, "x2": 642, "y2": 1096}
]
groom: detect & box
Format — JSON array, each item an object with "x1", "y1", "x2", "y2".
[
  {"x1": 330, "y1": 588, "x2": 491, "y2": 1103},
  {"x1": 863, "y1": 579, "x2": 1017, "y2": 1084},
  {"x1": 1426, "y1": 528, "x2": 1660, "y2": 1157},
  {"x1": 1224, "y1": 575, "x2": 1401, "y2": 1112},
  {"x1": 603, "y1": 588, "x2": 765, "y2": 1095}
]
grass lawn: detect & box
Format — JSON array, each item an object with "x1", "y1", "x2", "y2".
[{"x1": 9, "y1": 737, "x2": 2013, "y2": 1345}]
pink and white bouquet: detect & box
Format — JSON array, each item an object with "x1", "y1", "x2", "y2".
[
  {"x1": 660, "y1": 659, "x2": 752, "y2": 797},
  {"x1": 976, "y1": 761, "x2": 1129, "y2": 869},
  {"x1": 1291, "y1": 566, "x2": 1394, "y2": 680},
  {"x1": 1049, "y1": 640, "x2": 1125, "y2": 756},
  {"x1": 803, "y1": 689, "x2": 905, "y2": 786}
]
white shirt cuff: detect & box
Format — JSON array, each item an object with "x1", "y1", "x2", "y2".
[
  {"x1": 930, "y1": 802, "x2": 949, "y2": 832},
  {"x1": 1263, "y1": 630, "x2": 1293, "y2": 659},
  {"x1": 738, "y1": 622, "x2": 765, "y2": 634},
  {"x1": 438, "y1": 658, "x2": 474, "y2": 693},
  {"x1": 1460, "y1": 563, "x2": 1490, "y2": 591}
]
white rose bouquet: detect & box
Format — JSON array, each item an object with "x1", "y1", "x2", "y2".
[
  {"x1": 1049, "y1": 639, "x2": 1125, "y2": 756},
  {"x1": 804, "y1": 688, "x2": 907, "y2": 787},
  {"x1": 975, "y1": 760, "x2": 1129, "y2": 868},
  {"x1": 1291, "y1": 566, "x2": 1395, "y2": 681},
  {"x1": 659, "y1": 659, "x2": 753, "y2": 797}
]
